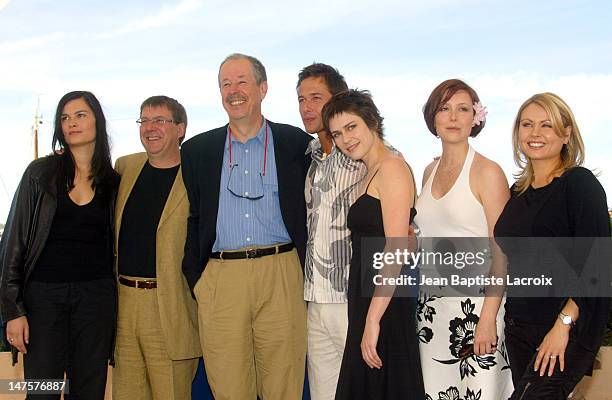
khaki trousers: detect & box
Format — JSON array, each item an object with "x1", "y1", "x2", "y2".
[
  {"x1": 195, "y1": 249, "x2": 307, "y2": 400},
  {"x1": 113, "y1": 278, "x2": 199, "y2": 400},
  {"x1": 306, "y1": 302, "x2": 348, "y2": 400}
]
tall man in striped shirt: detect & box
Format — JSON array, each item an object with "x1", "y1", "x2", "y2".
[
  {"x1": 297, "y1": 64, "x2": 367, "y2": 400},
  {"x1": 181, "y1": 54, "x2": 312, "y2": 399}
]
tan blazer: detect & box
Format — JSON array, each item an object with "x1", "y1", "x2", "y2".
[{"x1": 114, "y1": 153, "x2": 201, "y2": 360}]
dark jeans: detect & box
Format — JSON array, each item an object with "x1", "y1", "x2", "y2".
[
  {"x1": 504, "y1": 316, "x2": 597, "y2": 400},
  {"x1": 23, "y1": 278, "x2": 116, "y2": 399}
]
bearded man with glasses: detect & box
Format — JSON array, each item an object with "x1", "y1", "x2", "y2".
[{"x1": 181, "y1": 53, "x2": 312, "y2": 399}]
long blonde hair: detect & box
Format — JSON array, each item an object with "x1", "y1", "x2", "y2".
[{"x1": 512, "y1": 92, "x2": 585, "y2": 193}]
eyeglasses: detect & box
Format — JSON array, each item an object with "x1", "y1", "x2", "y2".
[
  {"x1": 136, "y1": 118, "x2": 176, "y2": 126},
  {"x1": 227, "y1": 163, "x2": 264, "y2": 200}
]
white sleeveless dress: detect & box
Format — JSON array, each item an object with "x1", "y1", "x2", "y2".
[{"x1": 415, "y1": 146, "x2": 513, "y2": 400}]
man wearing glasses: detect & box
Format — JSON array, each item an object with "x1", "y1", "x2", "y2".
[
  {"x1": 181, "y1": 54, "x2": 312, "y2": 399},
  {"x1": 113, "y1": 96, "x2": 201, "y2": 399}
]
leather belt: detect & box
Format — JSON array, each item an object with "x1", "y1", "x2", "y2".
[
  {"x1": 210, "y1": 243, "x2": 294, "y2": 260},
  {"x1": 119, "y1": 276, "x2": 157, "y2": 289}
]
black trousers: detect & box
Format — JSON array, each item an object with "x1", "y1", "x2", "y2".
[
  {"x1": 504, "y1": 316, "x2": 597, "y2": 400},
  {"x1": 23, "y1": 278, "x2": 116, "y2": 400}
]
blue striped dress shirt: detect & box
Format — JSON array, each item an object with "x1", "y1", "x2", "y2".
[{"x1": 213, "y1": 119, "x2": 292, "y2": 251}]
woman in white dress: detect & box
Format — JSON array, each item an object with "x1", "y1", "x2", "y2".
[{"x1": 415, "y1": 79, "x2": 514, "y2": 400}]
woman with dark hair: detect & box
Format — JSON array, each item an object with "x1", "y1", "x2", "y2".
[
  {"x1": 1, "y1": 91, "x2": 119, "y2": 398},
  {"x1": 416, "y1": 79, "x2": 513, "y2": 399},
  {"x1": 494, "y1": 92, "x2": 610, "y2": 399},
  {"x1": 322, "y1": 89, "x2": 425, "y2": 399}
]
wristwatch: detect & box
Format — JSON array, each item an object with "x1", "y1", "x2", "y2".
[{"x1": 559, "y1": 312, "x2": 575, "y2": 326}]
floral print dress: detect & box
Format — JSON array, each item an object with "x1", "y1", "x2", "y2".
[{"x1": 415, "y1": 146, "x2": 513, "y2": 400}]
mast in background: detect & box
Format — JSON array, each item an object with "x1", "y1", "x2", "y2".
[{"x1": 32, "y1": 96, "x2": 43, "y2": 159}]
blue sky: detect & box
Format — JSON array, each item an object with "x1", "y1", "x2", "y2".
[{"x1": 1, "y1": 0, "x2": 611, "y2": 221}]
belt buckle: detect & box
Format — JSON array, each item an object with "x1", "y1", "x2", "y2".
[
  {"x1": 137, "y1": 281, "x2": 146, "y2": 289},
  {"x1": 245, "y1": 248, "x2": 258, "y2": 259}
]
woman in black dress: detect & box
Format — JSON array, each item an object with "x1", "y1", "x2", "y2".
[
  {"x1": 322, "y1": 89, "x2": 424, "y2": 399},
  {"x1": 1, "y1": 91, "x2": 119, "y2": 399},
  {"x1": 494, "y1": 92, "x2": 610, "y2": 399}
]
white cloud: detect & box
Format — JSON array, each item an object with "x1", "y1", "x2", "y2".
[
  {"x1": 97, "y1": 0, "x2": 203, "y2": 39},
  {"x1": 92, "y1": 0, "x2": 460, "y2": 49},
  {"x1": 0, "y1": 32, "x2": 65, "y2": 55}
]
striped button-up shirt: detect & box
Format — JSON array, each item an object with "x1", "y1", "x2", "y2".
[
  {"x1": 213, "y1": 120, "x2": 291, "y2": 251},
  {"x1": 304, "y1": 139, "x2": 367, "y2": 303}
]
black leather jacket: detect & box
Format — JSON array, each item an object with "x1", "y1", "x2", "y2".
[{"x1": 0, "y1": 155, "x2": 118, "y2": 324}]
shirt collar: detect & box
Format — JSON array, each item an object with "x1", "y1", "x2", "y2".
[
  {"x1": 306, "y1": 138, "x2": 320, "y2": 155},
  {"x1": 306, "y1": 137, "x2": 340, "y2": 160},
  {"x1": 226, "y1": 118, "x2": 267, "y2": 148}
]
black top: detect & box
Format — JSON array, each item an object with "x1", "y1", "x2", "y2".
[
  {"x1": 118, "y1": 162, "x2": 179, "y2": 278},
  {"x1": 31, "y1": 184, "x2": 112, "y2": 282},
  {"x1": 494, "y1": 167, "x2": 610, "y2": 350},
  {"x1": 0, "y1": 154, "x2": 118, "y2": 323}
]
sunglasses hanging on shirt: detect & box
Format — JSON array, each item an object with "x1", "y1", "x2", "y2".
[{"x1": 227, "y1": 120, "x2": 269, "y2": 200}]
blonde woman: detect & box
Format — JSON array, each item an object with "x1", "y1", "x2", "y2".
[{"x1": 494, "y1": 92, "x2": 610, "y2": 399}]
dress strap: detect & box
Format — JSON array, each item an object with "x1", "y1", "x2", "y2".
[
  {"x1": 365, "y1": 162, "x2": 417, "y2": 203},
  {"x1": 405, "y1": 162, "x2": 418, "y2": 205},
  {"x1": 458, "y1": 145, "x2": 475, "y2": 179},
  {"x1": 451, "y1": 145, "x2": 475, "y2": 192},
  {"x1": 423, "y1": 158, "x2": 441, "y2": 199},
  {"x1": 365, "y1": 169, "x2": 380, "y2": 193}
]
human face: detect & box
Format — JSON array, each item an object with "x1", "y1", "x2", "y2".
[
  {"x1": 518, "y1": 102, "x2": 569, "y2": 165},
  {"x1": 219, "y1": 58, "x2": 267, "y2": 122},
  {"x1": 434, "y1": 90, "x2": 474, "y2": 143},
  {"x1": 139, "y1": 105, "x2": 185, "y2": 164},
  {"x1": 329, "y1": 112, "x2": 377, "y2": 161},
  {"x1": 61, "y1": 98, "x2": 96, "y2": 148},
  {"x1": 297, "y1": 76, "x2": 333, "y2": 134}
]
